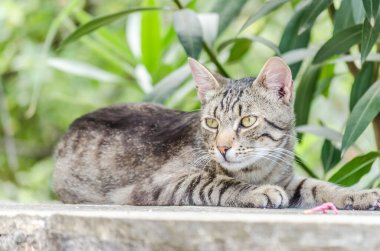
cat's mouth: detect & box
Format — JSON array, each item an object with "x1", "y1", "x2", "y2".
[
  {"x1": 217, "y1": 154, "x2": 266, "y2": 172},
  {"x1": 219, "y1": 159, "x2": 249, "y2": 171}
]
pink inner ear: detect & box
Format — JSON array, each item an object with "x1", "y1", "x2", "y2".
[
  {"x1": 188, "y1": 58, "x2": 219, "y2": 103},
  {"x1": 258, "y1": 57, "x2": 293, "y2": 103}
]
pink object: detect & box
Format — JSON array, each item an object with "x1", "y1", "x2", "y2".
[
  {"x1": 377, "y1": 203, "x2": 380, "y2": 209},
  {"x1": 304, "y1": 202, "x2": 339, "y2": 214}
]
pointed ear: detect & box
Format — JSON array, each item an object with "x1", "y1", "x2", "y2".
[
  {"x1": 188, "y1": 58, "x2": 221, "y2": 104},
  {"x1": 256, "y1": 57, "x2": 293, "y2": 104}
]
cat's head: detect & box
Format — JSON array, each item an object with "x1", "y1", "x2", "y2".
[{"x1": 189, "y1": 57, "x2": 295, "y2": 172}]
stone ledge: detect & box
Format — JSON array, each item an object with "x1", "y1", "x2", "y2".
[{"x1": 0, "y1": 203, "x2": 380, "y2": 251}]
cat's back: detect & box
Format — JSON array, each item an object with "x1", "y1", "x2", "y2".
[
  {"x1": 53, "y1": 103, "x2": 200, "y2": 203},
  {"x1": 56, "y1": 103, "x2": 200, "y2": 155}
]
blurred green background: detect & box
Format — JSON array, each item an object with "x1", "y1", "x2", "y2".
[{"x1": 0, "y1": 0, "x2": 379, "y2": 202}]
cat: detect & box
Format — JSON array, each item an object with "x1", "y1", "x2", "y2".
[{"x1": 53, "y1": 57, "x2": 380, "y2": 210}]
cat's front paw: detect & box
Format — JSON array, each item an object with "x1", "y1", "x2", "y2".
[
  {"x1": 239, "y1": 185, "x2": 289, "y2": 209},
  {"x1": 341, "y1": 189, "x2": 380, "y2": 210}
]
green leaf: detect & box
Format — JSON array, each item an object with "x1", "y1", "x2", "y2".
[
  {"x1": 59, "y1": 7, "x2": 162, "y2": 49},
  {"x1": 279, "y1": 5, "x2": 311, "y2": 78},
  {"x1": 333, "y1": 0, "x2": 355, "y2": 34},
  {"x1": 144, "y1": 65, "x2": 190, "y2": 103},
  {"x1": 212, "y1": 0, "x2": 249, "y2": 34},
  {"x1": 218, "y1": 35, "x2": 280, "y2": 55},
  {"x1": 342, "y1": 80, "x2": 380, "y2": 153},
  {"x1": 226, "y1": 38, "x2": 251, "y2": 63},
  {"x1": 294, "y1": 65, "x2": 322, "y2": 126},
  {"x1": 362, "y1": 0, "x2": 380, "y2": 22},
  {"x1": 349, "y1": 62, "x2": 374, "y2": 111},
  {"x1": 352, "y1": 0, "x2": 366, "y2": 23},
  {"x1": 313, "y1": 25, "x2": 362, "y2": 64},
  {"x1": 298, "y1": 0, "x2": 331, "y2": 34},
  {"x1": 141, "y1": 0, "x2": 162, "y2": 73},
  {"x1": 173, "y1": 9, "x2": 203, "y2": 59},
  {"x1": 361, "y1": 15, "x2": 380, "y2": 63},
  {"x1": 43, "y1": 0, "x2": 82, "y2": 52},
  {"x1": 329, "y1": 152, "x2": 380, "y2": 186},
  {"x1": 296, "y1": 125, "x2": 342, "y2": 142},
  {"x1": 238, "y1": 0, "x2": 288, "y2": 34},
  {"x1": 75, "y1": 10, "x2": 136, "y2": 65},
  {"x1": 321, "y1": 140, "x2": 341, "y2": 173}
]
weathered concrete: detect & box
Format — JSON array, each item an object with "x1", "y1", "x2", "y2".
[{"x1": 0, "y1": 203, "x2": 380, "y2": 251}]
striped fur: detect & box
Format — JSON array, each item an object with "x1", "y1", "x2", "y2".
[{"x1": 53, "y1": 58, "x2": 380, "y2": 209}]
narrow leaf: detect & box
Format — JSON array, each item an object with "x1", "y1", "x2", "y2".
[
  {"x1": 298, "y1": 0, "x2": 331, "y2": 34},
  {"x1": 218, "y1": 35, "x2": 280, "y2": 55},
  {"x1": 47, "y1": 58, "x2": 123, "y2": 83},
  {"x1": 352, "y1": 0, "x2": 366, "y2": 23},
  {"x1": 279, "y1": 5, "x2": 311, "y2": 78},
  {"x1": 59, "y1": 7, "x2": 162, "y2": 49},
  {"x1": 333, "y1": 0, "x2": 355, "y2": 34},
  {"x1": 313, "y1": 25, "x2": 362, "y2": 63},
  {"x1": 238, "y1": 0, "x2": 288, "y2": 34},
  {"x1": 321, "y1": 140, "x2": 341, "y2": 173},
  {"x1": 349, "y1": 62, "x2": 374, "y2": 111},
  {"x1": 361, "y1": 15, "x2": 380, "y2": 63},
  {"x1": 296, "y1": 125, "x2": 343, "y2": 142},
  {"x1": 362, "y1": 0, "x2": 380, "y2": 23},
  {"x1": 328, "y1": 53, "x2": 380, "y2": 63},
  {"x1": 226, "y1": 38, "x2": 251, "y2": 63},
  {"x1": 329, "y1": 152, "x2": 380, "y2": 186},
  {"x1": 173, "y1": 9, "x2": 203, "y2": 59},
  {"x1": 144, "y1": 65, "x2": 190, "y2": 103},
  {"x1": 281, "y1": 47, "x2": 316, "y2": 65},
  {"x1": 141, "y1": 0, "x2": 162, "y2": 73},
  {"x1": 212, "y1": 0, "x2": 248, "y2": 34},
  {"x1": 197, "y1": 13, "x2": 219, "y2": 46},
  {"x1": 294, "y1": 65, "x2": 322, "y2": 126},
  {"x1": 342, "y1": 80, "x2": 380, "y2": 153}
]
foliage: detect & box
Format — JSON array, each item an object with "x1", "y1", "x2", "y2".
[{"x1": 1, "y1": 0, "x2": 380, "y2": 201}]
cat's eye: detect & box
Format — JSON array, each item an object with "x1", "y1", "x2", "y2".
[
  {"x1": 205, "y1": 118, "x2": 218, "y2": 129},
  {"x1": 240, "y1": 116, "x2": 257, "y2": 128}
]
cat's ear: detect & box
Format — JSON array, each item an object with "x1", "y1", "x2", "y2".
[
  {"x1": 256, "y1": 57, "x2": 293, "y2": 104},
  {"x1": 188, "y1": 58, "x2": 221, "y2": 104}
]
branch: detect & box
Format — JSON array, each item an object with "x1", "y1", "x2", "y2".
[{"x1": 172, "y1": 0, "x2": 230, "y2": 77}]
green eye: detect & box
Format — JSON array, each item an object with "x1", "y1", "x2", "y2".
[
  {"x1": 241, "y1": 116, "x2": 256, "y2": 128},
  {"x1": 205, "y1": 118, "x2": 218, "y2": 129}
]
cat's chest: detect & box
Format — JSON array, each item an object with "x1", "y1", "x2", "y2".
[{"x1": 234, "y1": 166, "x2": 279, "y2": 185}]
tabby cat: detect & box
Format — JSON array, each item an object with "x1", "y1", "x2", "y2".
[{"x1": 53, "y1": 57, "x2": 380, "y2": 209}]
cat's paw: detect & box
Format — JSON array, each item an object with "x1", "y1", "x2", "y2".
[
  {"x1": 341, "y1": 189, "x2": 380, "y2": 210},
  {"x1": 239, "y1": 185, "x2": 289, "y2": 209}
]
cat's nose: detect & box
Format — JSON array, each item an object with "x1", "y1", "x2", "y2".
[{"x1": 217, "y1": 146, "x2": 231, "y2": 157}]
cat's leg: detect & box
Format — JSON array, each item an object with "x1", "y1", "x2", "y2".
[
  {"x1": 112, "y1": 171, "x2": 289, "y2": 208},
  {"x1": 284, "y1": 175, "x2": 380, "y2": 210}
]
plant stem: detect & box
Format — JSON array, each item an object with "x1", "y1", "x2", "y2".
[
  {"x1": 172, "y1": 0, "x2": 230, "y2": 77},
  {"x1": 202, "y1": 41, "x2": 230, "y2": 77},
  {"x1": 173, "y1": 0, "x2": 183, "y2": 8},
  {"x1": 373, "y1": 114, "x2": 380, "y2": 150}
]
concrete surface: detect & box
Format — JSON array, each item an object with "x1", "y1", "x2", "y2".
[{"x1": 0, "y1": 202, "x2": 380, "y2": 251}]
